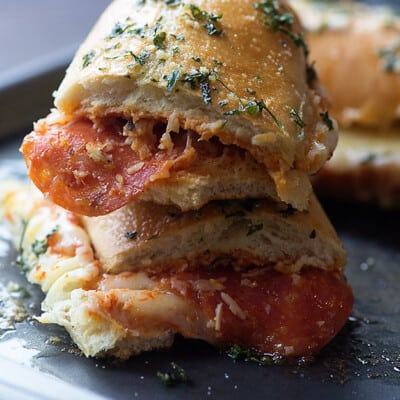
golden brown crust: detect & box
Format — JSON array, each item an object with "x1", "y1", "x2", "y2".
[{"x1": 54, "y1": 0, "x2": 336, "y2": 209}]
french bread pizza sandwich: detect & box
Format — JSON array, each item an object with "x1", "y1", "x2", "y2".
[
  {"x1": 1, "y1": 0, "x2": 353, "y2": 360},
  {"x1": 290, "y1": 0, "x2": 400, "y2": 207}
]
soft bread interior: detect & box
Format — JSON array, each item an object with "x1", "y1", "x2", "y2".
[
  {"x1": 139, "y1": 146, "x2": 284, "y2": 211},
  {"x1": 82, "y1": 194, "x2": 346, "y2": 274}
]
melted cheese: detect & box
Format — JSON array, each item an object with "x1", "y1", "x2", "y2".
[{"x1": 326, "y1": 128, "x2": 400, "y2": 171}]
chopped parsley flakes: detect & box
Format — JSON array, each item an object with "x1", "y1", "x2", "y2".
[
  {"x1": 164, "y1": 68, "x2": 181, "y2": 91},
  {"x1": 226, "y1": 344, "x2": 281, "y2": 365},
  {"x1": 127, "y1": 49, "x2": 150, "y2": 67},
  {"x1": 253, "y1": 0, "x2": 309, "y2": 56},
  {"x1": 124, "y1": 231, "x2": 138, "y2": 240},
  {"x1": 289, "y1": 107, "x2": 306, "y2": 129},
  {"x1": 153, "y1": 31, "x2": 167, "y2": 49},
  {"x1": 182, "y1": 69, "x2": 213, "y2": 104},
  {"x1": 31, "y1": 226, "x2": 59, "y2": 258},
  {"x1": 188, "y1": 4, "x2": 223, "y2": 36},
  {"x1": 157, "y1": 362, "x2": 189, "y2": 386},
  {"x1": 82, "y1": 50, "x2": 96, "y2": 68}
]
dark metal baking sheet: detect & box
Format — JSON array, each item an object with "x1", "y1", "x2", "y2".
[
  {"x1": 1, "y1": 0, "x2": 400, "y2": 399},
  {"x1": 1, "y1": 141, "x2": 400, "y2": 400}
]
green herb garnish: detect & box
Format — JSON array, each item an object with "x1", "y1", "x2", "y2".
[
  {"x1": 188, "y1": 4, "x2": 223, "y2": 36},
  {"x1": 170, "y1": 33, "x2": 185, "y2": 41},
  {"x1": 31, "y1": 226, "x2": 59, "y2": 258},
  {"x1": 106, "y1": 22, "x2": 137, "y2": 39},
  {"x1": 128, "y1": 49, "x2": 150, "y2": 67},
  {"x1": 253, "y1": 0, "x2": 308, "y2": 56},
  {"x1": 289, "y1": 107, "x2": 306, "y2": 129},
  {"x1": 226, "y1": 344, "x2": 279, "y2": 365},
  {"x1": 171, "y1": 46, "x2": 180, "y2": 56},
  {"x1": 124, "y1": 231, "x2": 138, "y2": 240},
  {"x1": 82, "y1": 50, "x2": 96, "y2": 68},
  {"x1": 182, "y1": 69, "x2": 213, "y2": 104},
  {"x1": 157, "y1": 362, "x2": 189, "y2": 386},
  {"x1": 224, "y1": 99, "x2": 284, "y2": 133},
  {"x1": 164, "y1": 68, "x2": 181, "y2": 91},
  {"x1": 153, "y1": 31, "x2": 167, "y2": 49},
  {"x1": 165, "y1": 0, "x2": 181, "y2": 6}
]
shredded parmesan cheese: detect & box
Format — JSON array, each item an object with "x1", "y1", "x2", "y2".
[
  {"x1": 166, "y1": 112, "x2": 180, "y2": 134},
  {"x1": 86, "y1": 142, "x2": 113, "y2": 164},
  {"x1": 192, "y1": 279, "x2": 225, "y2": 291},
  {"x1": 73, "y1": 170, "x2": 89, "y2": 179},
  {"x1": 220, "y1": 292, "x2": 246, "y2": 320},
  {"x1": 116, "y1": 174, "x2": 124, "y2": 185},
  {"x1": 127, "y1": 162, "x2": 145, "y2": 175},
  {"x1": 158, "y1": 131, "x2": 174, "y2": 153},
  {"x1": 214, "y1": 303, "x2": 223, "y2": 331}
]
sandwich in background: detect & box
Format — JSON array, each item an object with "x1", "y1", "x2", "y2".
[{"x1": 290, "y1": 0, "x2": 400, "y2": 207}]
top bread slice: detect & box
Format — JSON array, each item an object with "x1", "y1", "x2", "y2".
[{"x1": 51, "y1": 0, "x2": 337, "y2": 211}]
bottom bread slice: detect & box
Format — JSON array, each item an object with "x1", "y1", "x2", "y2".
[{"x1": 1, "y1": 183, "x2": 352, "y2": 359}]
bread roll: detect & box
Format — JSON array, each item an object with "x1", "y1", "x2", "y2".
[{"x1": 21, "y1": 0, "x2": 337, "y2": 214}]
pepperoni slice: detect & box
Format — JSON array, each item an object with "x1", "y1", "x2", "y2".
[
  {"x1": 160, "y1": 268, "x2": 353, "y2": 357},
  {"x1": 21, "y1": 118, "x2": 184, "y2": 216},
  {"x1": 98, "y1": 268, "x2": 353, "y2": 357}
]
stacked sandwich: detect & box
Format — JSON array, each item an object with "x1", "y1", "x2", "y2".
[
  {"x1": 1, "y1": 0, "x2": 352, "y2": 359},
  {"x1": 290, "y1": 0, "x2": 400, "y2": 208}
]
